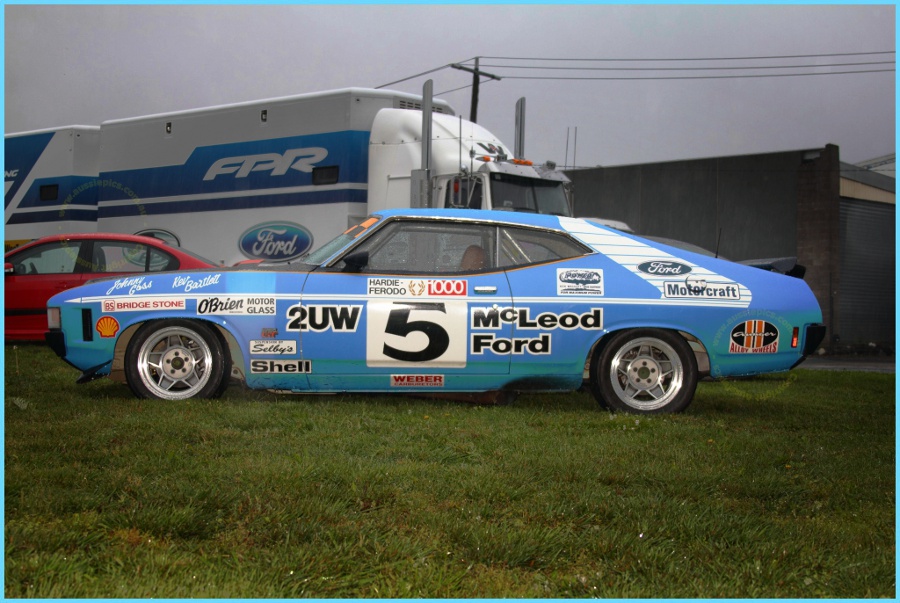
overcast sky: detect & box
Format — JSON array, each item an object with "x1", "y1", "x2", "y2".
[{"x1": 4, "y1": 4, "x2": 895, "y2": 167}]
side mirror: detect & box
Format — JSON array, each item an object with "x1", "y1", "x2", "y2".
[
  {"x1": 341, "y1": 251, "x2": 369, "y2": 273},
  {"x1": 5, "y1": 262, "x2": 14, "y2": 275}
]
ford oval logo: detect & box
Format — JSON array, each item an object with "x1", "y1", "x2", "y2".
[
  {"x1": 637, "y1": 260, "x2": 692, "y2": 276},
  {"x1": 239, "y1": 222, "x2": 312, "y2": 262}
]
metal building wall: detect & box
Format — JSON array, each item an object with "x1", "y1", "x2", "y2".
[
  {"x1": 563, "y1": 144, "x2": 896, "y2": 350},
  {"x1": 566, "y1": 151, "x2": 804, "y2": 261}
]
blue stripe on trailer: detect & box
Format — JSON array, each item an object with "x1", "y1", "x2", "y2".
[
  {"x1": 98, "y1": 130, "x2": 371, "y2": 202},
  {"x1": 4, "y1": 131, "x2": 55, "y2": 209},
  {"x1": 98, "y1": 188, "x2": 369, "y2": 218},
  {"x1": 6, "y1": 208, "x2": 98, "y2": 225},
  {"x1": 14, "y1": 175, "x2": 100, "y2": 209}
]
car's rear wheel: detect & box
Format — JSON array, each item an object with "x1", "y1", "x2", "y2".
[
  {"x1": 590, "y1": 329, "x2": 697, "y2": 414},
  {"x1": 125, "y1": 320, "x2": 229, "y2": 400}
]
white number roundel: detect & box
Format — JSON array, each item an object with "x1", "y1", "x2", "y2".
[{"x1": 366, "y1": 300, "x2": 468, "y2": 368}]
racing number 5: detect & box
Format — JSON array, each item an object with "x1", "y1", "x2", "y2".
[
  {"x1": 366, "y1": 299, "x2": 467, "y2": 368},
  {"x1": 383, "y1": 302, "x2": 450, "y2": 362}
]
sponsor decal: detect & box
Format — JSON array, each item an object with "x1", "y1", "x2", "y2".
[
  {"x1": 471, "y1": 333, "x2": 551, "y2": 355},
  {"x1": 204, "y1": 147, "x2": 328, "y2": 181},
  {"x1": 105, "y1": 276, "x2": 152, "y2": 296},
  {"x1": 366, "y1": 300, "x2": 468, "y2": 368},
  {"x1": 249, "y1": 340, "x2": 298, "y2": 356},
  {"x1": 637, "y1": 260, "x2": 692, "y2": 276},
  {"x1": 367, "y1": 278, "x2": 467, "y2": 297},
  {"x1": 250, "y1": 359, "x2": 312, "y2": 374},
  {"x1": 239, "y1": 222, "x2": 312, "y2": 262},
  {"x1": 557, "y1": 268, "x2": 604, "y2": 295},
  {"x1": 730, "y1": 320, "x2": 779, "y2": 354},
  {"x1": 260, "y1": 328, "x2": 279, "y2": 338},
  {"x1": 468, "y1": 306, "x2": 603, "y2": 356},
  {"x1": 197, "y1": 296, "x2": 276, "y2": 316},
  {"x1": 470, "y1": 307, "x2": 603, "y2": 331},
  {"x1": 96, "y1": 316, "x2": 120, "y2": 338},
  {"x1": 173, "y1": 273, "x2": 221, "y2": 292},
  {"x1": 102, "y1": 297, "x2": 186, "y2": 312},
  {"x1": 391, "y1": 374, "x2": 445, "y2": 387},
  {"x1": 286, "y1": 304, "x2": 362, "y2": 332},
  {"x1": 664, "y1": 281, "x2": 741, "y2": 300}
]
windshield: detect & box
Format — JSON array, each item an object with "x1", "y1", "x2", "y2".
[
  {"x1": 489, "y1": 173, "x2": 571, "y2": 216},
  {"x1": 299, "y1": 216, "x2": 382, "y2": 266}
]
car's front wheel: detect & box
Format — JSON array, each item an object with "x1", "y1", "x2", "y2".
[
  {"x1": 590, "y1": 329, "x2": 698, "y2": 414},
  {"x1": 125, "y1": 320, "x2": 230, "y2": 400}
]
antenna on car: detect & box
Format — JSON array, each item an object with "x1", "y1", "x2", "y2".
[{"x1": 715, "y1": 228, "x2": 722, "y2": 258}]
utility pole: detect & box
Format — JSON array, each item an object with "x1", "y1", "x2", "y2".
[{"x1": 450, "y1": 58, "x2": 501, "y2": 123}]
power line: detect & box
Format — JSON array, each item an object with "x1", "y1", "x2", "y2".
[
  {"x1": 474, "y1": 61, "x2": 894, "y2": 72},
  {"x1": 397, "y1": 51, "x2": 895, "y2": 95},
  {"x1": 474, "y1": 51, "x2": 894, "y2": 62},
  {"x1": 375, "y1": 63, "x2": 457, "y2": 89},
  {"x1": 501, "y1": 69, "x2": 894, "y2": 81}
]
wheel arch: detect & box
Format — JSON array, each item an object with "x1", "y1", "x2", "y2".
[
  {"x1": 584, "y1": 325, "x2": 710, "y2": 382},
  {"x1": 109, "y1": 317, "x2": 246, "y2": 385}
]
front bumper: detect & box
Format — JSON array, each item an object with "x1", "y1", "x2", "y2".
[
  {"x1": 44, "y1": 329, "x2": 110, "y2": 384},
  {"x1": 45, "y1": 329, "x2": 67, "y2": 359}
]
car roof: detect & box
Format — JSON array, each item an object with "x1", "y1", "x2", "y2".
[
  {"x1": 372, "y1": 208, "x2": 574, "y2": 229},
  {"x1": 5, "y1": 232, "x2": 182, "y2": 259}
]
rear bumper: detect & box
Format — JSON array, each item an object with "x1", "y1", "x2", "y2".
[
  {"x1": 791, "y1": 323, "x2": 827, "y2": 369},
  {"x1": 803, "y1": 324, "x2": 827, "y2": 356}
]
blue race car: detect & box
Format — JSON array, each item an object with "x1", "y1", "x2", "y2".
[{"x1": 45, "y1": 209, "x2": 825, "y2": 414}]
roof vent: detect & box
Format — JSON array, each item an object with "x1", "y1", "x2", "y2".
[{"x1": 396, "y1": 99, "x2": 447, "y2": 113}]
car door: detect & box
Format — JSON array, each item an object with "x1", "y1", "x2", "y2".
[
  {"x1": 497, "y1": 225, "x2": 607, "y2": 383},
  {"x1": 4, "y1": 239, "x2": 88, "y2": 339},
  {"x1": 298, "y1": 218, "x2": 513, "y2": 392}
]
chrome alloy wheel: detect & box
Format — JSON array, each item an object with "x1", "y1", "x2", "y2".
[
  {"x1": 135, "y1": 325, "x2": 214, "y2": 400},
  {"x1": 608, "y1": 336, "x2": 685, "y2": 412}
]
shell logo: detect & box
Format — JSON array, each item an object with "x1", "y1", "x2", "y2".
[{"x1": 96, "y1": 316, "x2": 120, "y2": 338}]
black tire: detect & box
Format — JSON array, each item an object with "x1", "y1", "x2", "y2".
[
  {"x1": 590, "y1": 329, "x2": 698, "y2": 414},
  {"x1": 125, "y1": 320, "x2": 230, "y2": 400}
]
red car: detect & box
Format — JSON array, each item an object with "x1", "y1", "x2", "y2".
[{"x1": 5, "y1": 233, "x2": 218, "y2": 340}]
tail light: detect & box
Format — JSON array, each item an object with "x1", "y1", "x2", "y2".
[{"x1": 47, "y1": 307, "x2": 61, "y2": 330}]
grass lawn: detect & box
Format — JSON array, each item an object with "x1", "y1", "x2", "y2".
[{"x1": 4, "y1": 343, "x2": 895, "y2": 597}]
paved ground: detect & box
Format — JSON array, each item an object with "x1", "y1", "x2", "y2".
[{"x1": 801, "y1": 355, "x2": 895, "y2": 374}]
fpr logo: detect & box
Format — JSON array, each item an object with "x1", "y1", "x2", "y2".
[{"x1": 204, "y1": 147, "x2": 328, "y2": 180}]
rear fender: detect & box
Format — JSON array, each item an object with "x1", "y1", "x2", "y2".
[{"x1": 584, "y1": 327, "x2": 710, "y2": 380}]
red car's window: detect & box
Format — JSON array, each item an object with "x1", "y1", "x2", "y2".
[
  {"x1": 8, "y1": 241, "x2": 83, "y2": 275},
  {"x1": 92, "y1": 241, "x2": 177, "y2": 273}
]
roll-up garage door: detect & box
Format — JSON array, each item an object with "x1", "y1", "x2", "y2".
[{"x1": 838, "y1": 198, "x2": 895, "y2": 346}]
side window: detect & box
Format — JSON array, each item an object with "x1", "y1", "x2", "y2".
[
  {"x1": 9, "y1": 241, "x2": 83, "y2": 275},
  {"x1": 92, "y1": 241, "x2": 176, "y2": 273},
  {"x1": 498, "y1": 227, "x2": 591, "y2": 269},
  {"x1": 147, "y1": 248, "x2": 178, "y2": 272},
  {"x1": 444, "y1": 177, "x2": 483, "y2": 210},
  {"x1": 334, "y1": 220, "x2": 495, "y2": 274}
]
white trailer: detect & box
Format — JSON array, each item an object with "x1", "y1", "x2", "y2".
[
  {"x1": 4, "y1": 126, "x2": 101, "y2": 250},
  {"x1": 7, "y1": 88, "x2": 571, "y2": 264}
]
